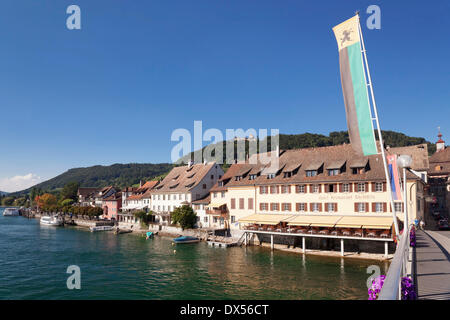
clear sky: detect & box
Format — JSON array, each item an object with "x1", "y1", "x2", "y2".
[{"x1": 0, "y1": 0, "x2": 449, "y2": 192}]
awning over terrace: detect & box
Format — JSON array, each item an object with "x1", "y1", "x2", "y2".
[
  {"x1": 239, "y1": 214, "x2": 395, "y2": 229},
  {"x1": 238, "y1": 214, "x2": 294, "y2": 225}
]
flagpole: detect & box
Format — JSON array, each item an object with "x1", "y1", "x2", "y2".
[{"x1": 356, "y1": 14, "x2": 400, "y2": 237}]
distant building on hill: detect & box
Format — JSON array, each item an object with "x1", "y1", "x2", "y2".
[{"x1": 427, "y1": 130, "x2": 450, "y2": 216}]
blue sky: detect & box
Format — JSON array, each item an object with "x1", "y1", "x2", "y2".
[{"x1": 0, "y1": 0, "x2": 449, "y2": 192}]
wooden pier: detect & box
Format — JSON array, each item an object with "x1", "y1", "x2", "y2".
[{"x1": 415, "y1": 230, "x2": 450, "y2": 300}]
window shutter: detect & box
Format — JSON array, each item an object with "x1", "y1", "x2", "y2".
[
  {"x1": 296, "y1": 203, "x2": 300, "y2": 211},
  {"x1": 325, "y1": 203, "x2": 329, "y2": 211},
  {"x1": 383, "y1": 203, "x2": 387, "y2": 212},
  {"x1": 259, "y1": 186, "x2": 263, "y2": 194},
  {"x1": 288, "y1": 203, "x2": 292, "y2": 211},
  {"x1": 365, "y1": 202, "x2": 369, "y2": 212},
  {"x1": 364, "y1": 182, "x2": 368, "y2": 192},
  {"x1": 288, "y1": 185, "x2": 291, "y2": 193},
  {"x1": 372, "y1": 203, "x2": 376, "y2": 212},
  {"x1": 383, "y1": 182, "x2": 387, "y2": 192},
  {"x1": 310, "y1": 203, "x2": 313, "y2": 211},
  {"x1": 349, "y1": 183, "x2": 353, "y2": 192},
  {"x1": 308, "y1": 184, "x2": 312, "y2": 193},
  {"x1": 231, "y1": 198, "x2": 236, "y2": 209},
  {"x1": 304, "y1": 203, "x2": 308, "y2": 211},
  {"x1": 354, "y1": 203, "x2": 358, "y2": 212},
  {"x1": 334, "y1": 184, "x2": 338, "y2": 193},
  {"x1": 324, "y1": 184, "x2": 329, "y2": 193},
  {"x1": 334, "y1": 203, "x2": 338, "y2": 211},
  {"x1": 319, "y1": 203, "x2": 323, "y2": 212},
  {"x1": 318, "y1": 185, "x2": 322, "y2": 193},
  {"x1": 339, "y1": 183, "x2": 343, "y2": 192},
  {"x1": 372, "y1": 182, "x2": 376, "y2": 192}
]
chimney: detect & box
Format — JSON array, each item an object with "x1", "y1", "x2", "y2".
[
  {"x1": 139, "y1": 180, "x2": 143, "y2": 188},
  {"x1": 276, "y1": 145, "x2": 280, "y2": 158},
  {"x1": 437, "y1": 127, "x2": 445, "y2": 152},
  {"x1": 188, "y1": 160, "x2": 193, "y2": 168}
]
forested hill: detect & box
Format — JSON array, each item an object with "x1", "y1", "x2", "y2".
[
  {"x1": 177, "y1": 130, "x2": 436, "y2": 164},
  {"x1": 12, "y1": 163, "x2": 174, "y2": 196}
]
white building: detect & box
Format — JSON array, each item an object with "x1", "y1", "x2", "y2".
[
  {"x1": 150, "y1": 162, "x2": 224, "y2": 225},
  {"x1": 121, "y1": 181, "x2": 159, "y2": 212}
]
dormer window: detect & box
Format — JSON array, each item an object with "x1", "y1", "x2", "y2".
[
  {"x1": 249, "y1": 174, "x2": 257, "y2": 180},
  {"x1": 267, "y1": 173, "x2": 275, "y2": 179},
  {"x1": 283, "y1": 172, "x2": 292, "y2": 178},
  {"x1": 234, "y1": 176, "x2": 242, "y2": 181},
  {"x1": 187, "y1": 173, "x2": 196, "y2": 179},
  {"x1": 173, "y1": 175, "x2": 180, "y2": 180},
  {"x1": 306, "y1": 170, "x2": 317, "y2": 177},
  {"x1": 328, "y1": 169, "x2": 340, "y2": 176},
  {"x1": 218, "y1": 181, "x2": 224, "y2": 187},
  {"x1": 352, "y1": 167, "x2": 364, "y2": 174}
]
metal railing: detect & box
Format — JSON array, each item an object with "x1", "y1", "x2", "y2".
[{"x1": 378, "y1": 225, "x2": 411, "y2": 300}]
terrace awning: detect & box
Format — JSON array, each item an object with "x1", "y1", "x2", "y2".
[
  {"x1": 207, "y1": 201, "x2": 227, "y2": 209},
  {"x1": 239, "y1": 214, "x2": 294, "y2": 225},
  {"x1": 335, "y1": 216, "x2": 394, "y2": 229},
  {"x1": 288, "y1": 215, "x2": 342, "y2": 227}
]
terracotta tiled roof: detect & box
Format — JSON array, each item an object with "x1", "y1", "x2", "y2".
[
  {"x1": 77, "y1": 188, "x2": 100, "y2": 197},
  {"x1": 213, "y1": 143, "x2": 428, "y2": 188},
  {"x1": 428, "y1": 146, "x2": 450, "y2": 175},
  {"x1": 192, "y1": 194, "x2": 211, "y2": 204},
  {"x1": 388, "y1": 144, "x2": 429, "y2": 171},
  {"x1": 152, "y1": 162, "x2": 217, "y2": 193}
]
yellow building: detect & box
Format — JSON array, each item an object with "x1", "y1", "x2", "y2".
[{"x1": 208, "y1": 143, "x2": 428, "y2": 234}]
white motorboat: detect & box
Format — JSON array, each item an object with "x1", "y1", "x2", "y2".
[
  {"x1": 3, "y1": 208, "x2": 20, "y2": 216},
  {"x1": 40, "y1": 216, "x2": 63, "y2": 226},
  {"x1": 90, "y1": 225, "x2": 114, "y2": 232}
]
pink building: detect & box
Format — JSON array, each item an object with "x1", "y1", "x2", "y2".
[{"x1": 102, "y1": 193, "x2": 122, "y2": 220}]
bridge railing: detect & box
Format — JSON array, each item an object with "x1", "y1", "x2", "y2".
[{"x1": 378, "y1": 225, "x2": 411, "y2": 300}]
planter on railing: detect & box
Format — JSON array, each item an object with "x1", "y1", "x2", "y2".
[
  {"x1": 409, "y1": 227, "x2": 416, "y2": 247},
  {"x1": 369, "y1": 275, "x2": 416, "y2": 300},
  {"x1": 368, "y1": 275, "x2": 386, "y2": 300},
  {"x1": 401, "y1": 277, "x2": 417, "y2": 300}
]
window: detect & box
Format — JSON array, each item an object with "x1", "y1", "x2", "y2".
[
  {"x1": 313, "y1": 184, "x2": 320, "y2": 193},
  {"x1": 341, "y1": 183, "x2": 349, "y2": 192},
  {"x1": 204, "y1": 217, "x2": 208, "y2": 223},
  {"x1": 282, "y1": 203, "x2": 291, "y2": 211},
  {"x1": 327, "y1": 203, "x2": 336, "y2": 212},
  {"x1": 327, "y1": 184, "x2": 335, "y2": 193},
  {"x1": 375, "y1": 182, "x2": 383, "y2": 192},
  {"x1": 312, "y1": 203, "x2": 319, "y2": 212},
  {"x1": 267, "y1": 173, "x2": 276, "y2": 179},
  {"x1": 306, "y1": 170, "x2": 317, "y2": 177},
  {"x1": 296, "y1": 203, "x2": 306, "y2": 212},
  {"x1": 231, "y1": 216, "x2": 235, "y2": 223},
  {"x1": 375, "y1": 202, "x2": 383, "y2": 213},
  {"x1": 203, "y1": 184, "x2": 206, "y2": 189},
  {"x1": 249, "y1": 174, "x2": 257, "y2": 180},
  {"x1": 296, "y1": 185, "x2": 306, "y2": 193},
  {"x1": 230, "y1": 198, "x2": 236, "y2": 209},
  {"x1": 260, "y1": 203, "x2": 269, "y2": 211},
  {"x1": 271, "y1": 203, "x2": 279, "y2": 211},
  {"x1": 248, "y1": 198, "x2": 254, "y2": 210},
  {"x1": 221, "y1": 191, "x2": 225, "y2": 198},
  {"x1": 213, "y1": 217, "x2": 218, "y2": 223},
  {"x1": 357, "y1": 203, "x2": 366, "y2": 213},
  {"x1": 214, "y1": 192, "x2": 217, "y2": 198},
  {"x1": 218, "y1": 181, "x2": 224, "y2": 187},
  {"x1": 328, "y1": 169, "x2": 339, "y2": 176},
  {"x1": 167, "y1": 194, "x2": 171, "y2": 200},
  {"x1": 352, "y1": 167, "x2": 364, "y2": 174},
  {"x1": 270, "y1": 186, "x2": 278, "y2": 194},
  {"x1": 260, "y1": 186, "x2": 268, "y2": 194},
  {"x1": 357, "y1": 183, "x2": 365, "y2": 192},
  {"x1": 211, "y1": 175, "x2": 214, "y2": 179},
  {"x1": 394, "y1": 203, "x2": 403, "y2": 213},
  {"x1": 239, "y1": 198, "x2": 244, "y2": 209},
  {"x1": 281, "y1": 185, "x2": 290, "y2": 194}
]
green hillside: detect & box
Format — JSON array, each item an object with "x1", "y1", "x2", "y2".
[
  {"x1": 11, "y1": 163, "x2": 174, "y2": 196},
  {"x1": 178, "y1": 130, "x2": 436, "y2": 165}
]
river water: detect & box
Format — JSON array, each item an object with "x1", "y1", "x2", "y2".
[{"x1": 0, "y1": 208, "x2": 388, "y2": 300}]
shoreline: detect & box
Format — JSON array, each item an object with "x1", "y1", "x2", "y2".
[{"x1": 18, "y1": 213, "x2": 392, "y2": 262}]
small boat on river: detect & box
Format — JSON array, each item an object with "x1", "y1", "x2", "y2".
[
  {"x1": 172, "y1": 236, "x2": 200, "y2": 244},
  {"x1": 90, "y1": 225, "x2": 114, "y2": 232},
  {"x1": 3, "y1": 208, "x2": 20, "y2": 216},
  {"x1": 40, "y1": 216, "x2": 63, "y2": 226}
]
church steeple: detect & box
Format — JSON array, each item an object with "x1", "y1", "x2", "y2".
[{"x1": 436, "y1": 127, "x2": 445, "y2": 152}]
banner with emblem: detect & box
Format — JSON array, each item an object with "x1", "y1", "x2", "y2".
[
  {"x1": 386, "y1": 154, "x2": 402, "y2": 201},
  {"x1": 332, "y1": 15, "x2": 377, "y2": 156}
]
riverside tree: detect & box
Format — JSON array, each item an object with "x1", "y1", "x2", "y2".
[{"x1": 171, "y1": 205, "x2": 197, "y2": 230}]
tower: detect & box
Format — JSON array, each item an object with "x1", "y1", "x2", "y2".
[{"x1": 436, "y1": 127, "x2": 445, "y2": 152}]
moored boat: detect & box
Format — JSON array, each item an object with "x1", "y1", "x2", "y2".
[
  {"x1": 172, "y1": 236, "x2": 200, "y2": 244},
  {"x1": 40, "y1": 216, "x2": 63, "y2": 226},
  {"x1": 90, "y1": 225, "x2": 114, "y2": 232},
  {"x1": 3, "y1": 208, "x2": 20, "y2": 216}
]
